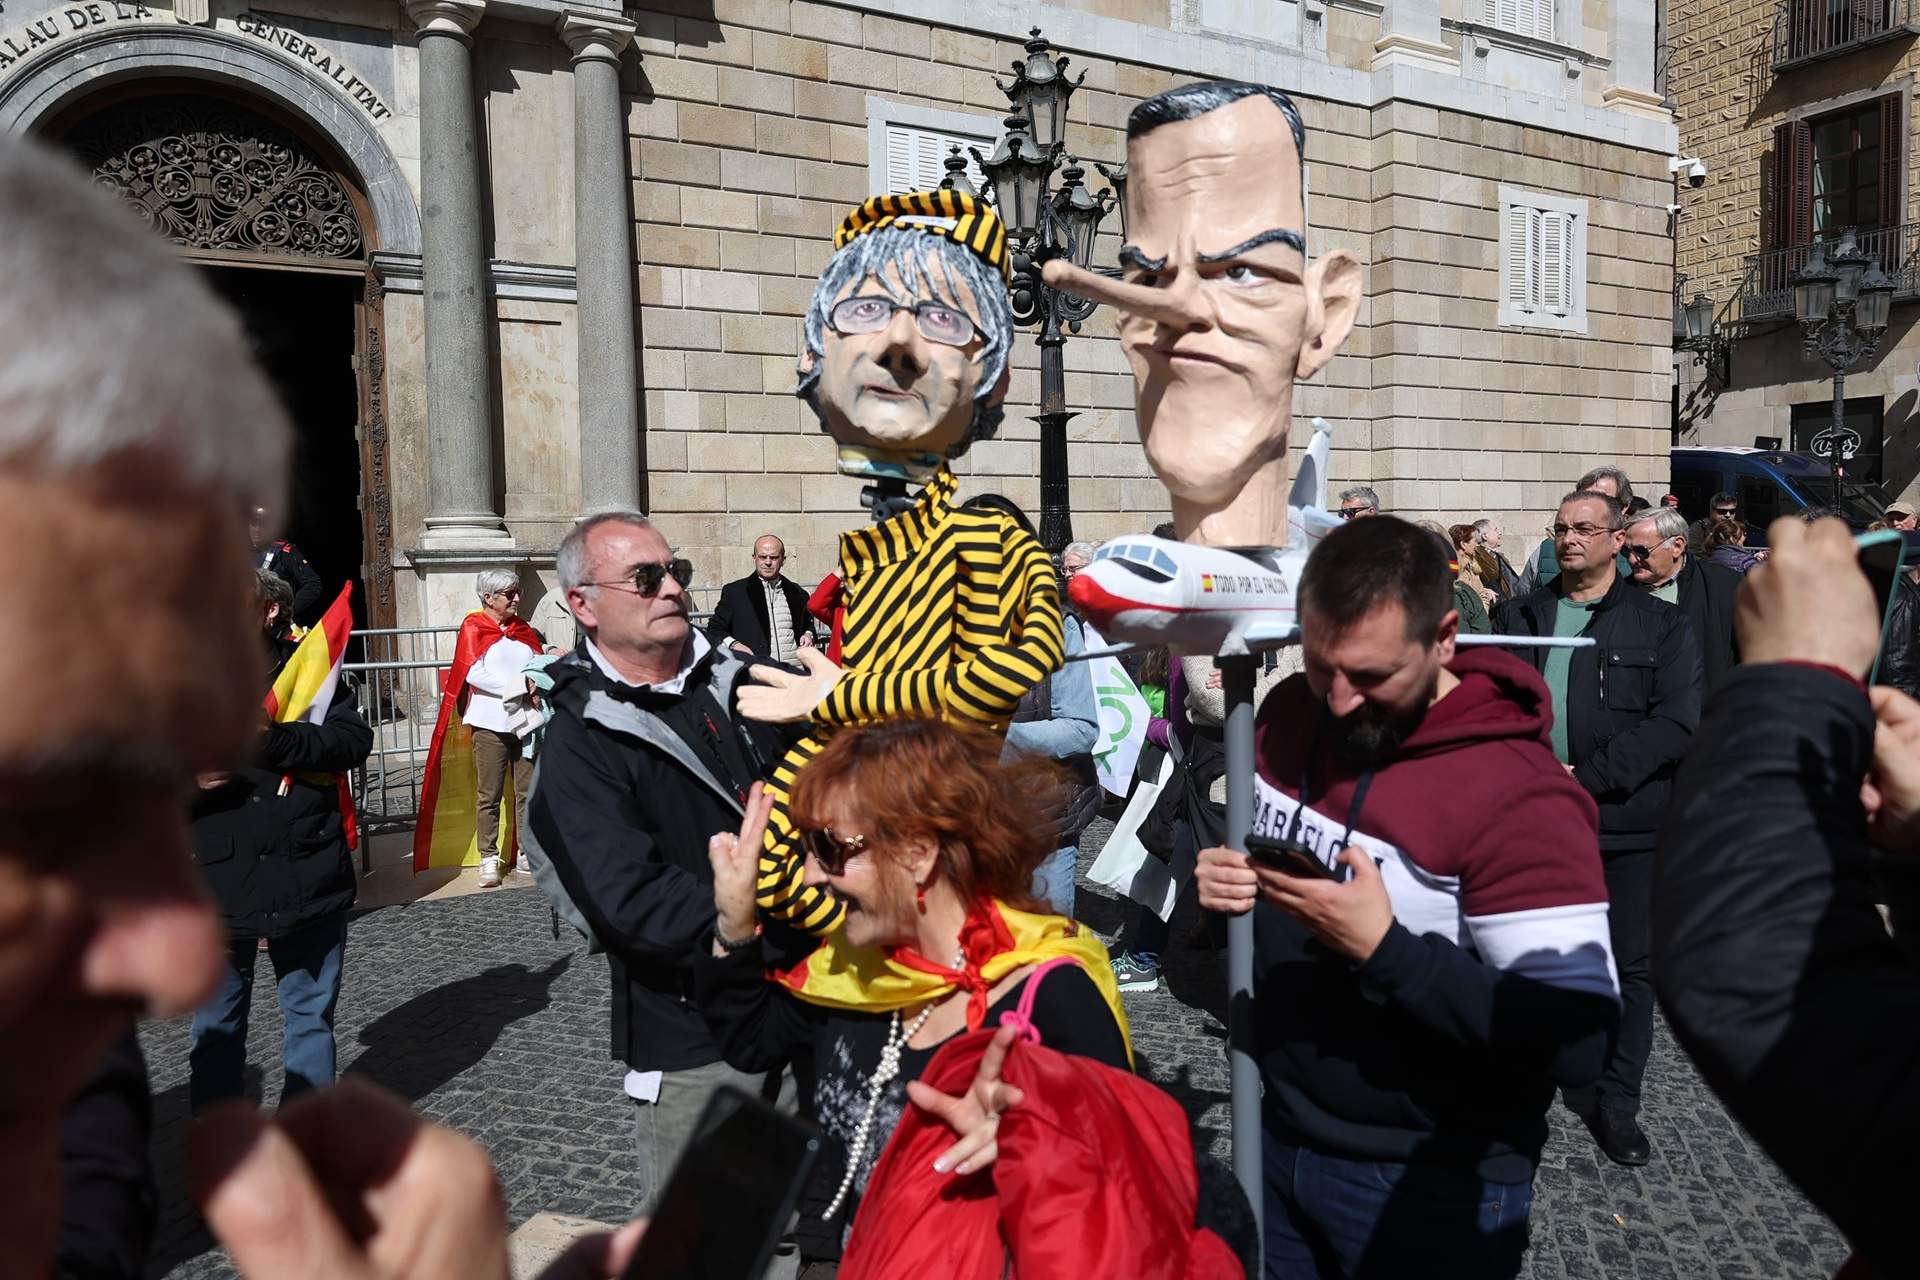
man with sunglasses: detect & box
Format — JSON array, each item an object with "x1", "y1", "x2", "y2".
[
  {"x1": 1688, "y1": 491, "x2": 1742, "y2": 551},
  {"x1": 1495, "y1": 489, "x2": 1702, "y2": 1168},
  {"x1": 526, "y1": 512, "x2": 805, "y2": 1240},
  {"x1": 1625, "y1": 506, "x2": 1741, "y2": 692},
  {"x1": 1336, "y1": 487, "x2": 1380, "y2": 520}
]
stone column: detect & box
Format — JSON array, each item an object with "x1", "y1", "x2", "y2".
[
  {"x1": 1602, "y1": 0, "x2": 1670, "y2": 118},
  {"x1": 1371, "y1": 0, "x2": 1457, "y2": 70},
  {"x1": 407, "y1": 0, "x2": 508, "y2": 547},
  {"x1": 559, "y1": 12, "x2": 644, "y2": 515}
]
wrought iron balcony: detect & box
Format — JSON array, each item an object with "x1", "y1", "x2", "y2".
[
  {"x1": 1739, "y1": 223, "x2": 1920, "y2": 318},
  {"x1": 1772, "y1": 0, "x2": 1918, "y2": 69}
]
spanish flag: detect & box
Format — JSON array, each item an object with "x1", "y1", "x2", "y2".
[
  {"x1": 775, "y1": 899, "x2": 1133, "y2": 1066},
  {"x1": 412, "y1": 611, "x2": 547, "y2": 871},
  {"x1": 262, "y1": 582, "x2": 358, "y2": 850}
]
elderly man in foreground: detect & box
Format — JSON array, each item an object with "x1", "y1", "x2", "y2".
[{"x1": 0, "y1": 137, "x2": 640, "y2": 1280}]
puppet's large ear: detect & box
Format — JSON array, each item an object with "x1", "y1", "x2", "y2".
[{"x1": 1296, "y1": 250, "x2": 1361, "y2": 381}]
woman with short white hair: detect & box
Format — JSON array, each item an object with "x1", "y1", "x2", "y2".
[{"x1": 413, "y1": 568, "x2": 549, "y2": 886}]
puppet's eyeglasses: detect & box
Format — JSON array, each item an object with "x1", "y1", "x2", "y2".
[{"x1": 828, "y1": 296, "x2": 977, "y2": 348}]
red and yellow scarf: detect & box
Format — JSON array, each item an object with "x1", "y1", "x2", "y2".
[{"x1": 774, "y1": 899, "x2": 1133, "y2": 1066}]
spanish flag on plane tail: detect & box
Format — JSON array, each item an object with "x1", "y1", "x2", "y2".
[{"x1": 262, "y1": 583, "x2": 359, "y2": 850}]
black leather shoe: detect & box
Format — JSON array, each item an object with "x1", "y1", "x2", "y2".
[{"x1": 1585, "y1": 1106, "x2": 1651, "y2": 1166}]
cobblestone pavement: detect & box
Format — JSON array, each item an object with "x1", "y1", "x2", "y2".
[{"x1": 143, "y1": 821, "x2": 1849, "y2": 1278}]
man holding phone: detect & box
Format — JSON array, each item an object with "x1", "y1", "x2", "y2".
[{"x1": 1196, "y1": 517, "x2": 1619, "y2": 1279}]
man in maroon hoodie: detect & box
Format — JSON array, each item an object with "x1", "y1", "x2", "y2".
[{"x1": 1197, "y1": 516, "x2": 1619, "y2": 1279}]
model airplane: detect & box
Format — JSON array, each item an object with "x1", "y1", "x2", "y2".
[{"x1": 1068, "y1": 417, "x2": 1592, "y2": 657}]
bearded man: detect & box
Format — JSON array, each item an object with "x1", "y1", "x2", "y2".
[{"x1": 1195, "y1": 516, "x2": 1618, "y2": 1279}]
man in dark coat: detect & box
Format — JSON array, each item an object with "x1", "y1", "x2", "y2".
[
  {"x1": 186, "y1": 569, "x2": 373, "y2": 1111},
  {"x1": 706, "y1": 534, "x2": 814, "y2": 661},
  {"x1": 1624, "y1": 507, "x2": 1741, "y2": 692},
  {"x1": 1495, "y1": 489, "x2": 1702, "y2": 1168},
  {"x1": 248, "y1": 504, "x2": 323, "y2": 625},
  {"x1": 530, "y1": 512, "x2": 802, "y2": 1214},
  {"x1": 1654, "y1": 515, "x2": 1920, "y2": 1277}
]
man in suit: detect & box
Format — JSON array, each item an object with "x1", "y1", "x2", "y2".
[{"x1": 707, "y1": 534, "x2": 814, "y2": 662}]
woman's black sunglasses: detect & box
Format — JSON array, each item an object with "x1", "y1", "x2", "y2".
[{"x1": 800, "y1": 827, "x2": 868, "y2": 875}]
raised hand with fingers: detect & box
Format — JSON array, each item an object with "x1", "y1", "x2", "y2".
[
  {"x1": 710, "y1": 783, "x2": 772, "y2": 950},
  {"x1": 906, "y1": 1022, "x2": 1026, "y2": 1177}
]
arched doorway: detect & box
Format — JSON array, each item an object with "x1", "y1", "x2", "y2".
[{"x1": 48, "y1": 88, "x2": 394, "y2": 631}]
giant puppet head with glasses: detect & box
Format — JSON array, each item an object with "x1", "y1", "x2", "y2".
[
  {"x1": 734, "y1": 190, "x2": 1064, "y2": 938},
  {"x1": 797, "y1": 191, "x2": 1016, "y2": 506}
]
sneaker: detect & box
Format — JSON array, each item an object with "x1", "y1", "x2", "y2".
[
  {"x1": 1111, "y1": 951, "x2": 1161, "y2": 992},
  {"x1": 477, "y1": 857, "x2": 502, "y2": 888},
  {"x1": 512, "y1": 858, "x2": 534, "y2": 876}
]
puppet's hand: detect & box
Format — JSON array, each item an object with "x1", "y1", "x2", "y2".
[{"x1": 736, "y1": 647, "x2": 843, "y2": 723}]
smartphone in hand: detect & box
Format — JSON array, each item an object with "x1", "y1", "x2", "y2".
[
  {"x1": 1245, "y1": 833, "x2": 1341, "y2": 880},
  {"x1": 1857, "y1": 529, "x2": 1911, "y2": 686},
  {"x1": 621, "y1": 1086, "x2": 822, "y2": 1280}
]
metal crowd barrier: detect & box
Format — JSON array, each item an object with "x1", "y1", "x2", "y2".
[{"x1": 340, "y1": 611, "x2": 719, "y2": 862}]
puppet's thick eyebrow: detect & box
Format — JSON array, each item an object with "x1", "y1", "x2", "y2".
[
  {"x1": 1118, "y1": 244, "x2": 1168, "y2": 272},
  {"x1": 1196, "y1": 228, "x2": 1306, "y2": 262}
]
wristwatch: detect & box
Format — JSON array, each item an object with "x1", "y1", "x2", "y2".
[{"x1": 713, "y1": 918, "x2": 758, "y2": 954}]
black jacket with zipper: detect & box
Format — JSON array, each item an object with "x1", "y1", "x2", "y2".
[
  {"x1": 1674, "y1": 555, "x2": 1742, "y2": 693},
  {"x1": 525, "y1": 641, "x2": 803, "y2": 1071},
  {"x1": 1493, "y1": 574, "x2": 1702, "y2": 851},
  {"x1": 189, "y1": 676, "x2": 371, "y2": 939},
  {"x1": 1878, "y1": 575, "x2": 1920, "y2": 701},
  {"x1": 1654, "y1": 663, "x2": 1920, "y2": 1273}
]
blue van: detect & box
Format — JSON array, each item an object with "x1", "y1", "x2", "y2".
[{"x1": 1670, "y1": 447, "x2": 1895, "y2": 546}]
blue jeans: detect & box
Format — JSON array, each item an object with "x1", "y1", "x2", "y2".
[
  {"x1": 1263, "y1": 1131, "x2": 1532, "y2": 1279},
  {"x1": 189, "y1": 913, "x2": 347, "y2": 1112},
  {"x1": 1031, "y1": 844, "x2": 1077, "y2": 916}
]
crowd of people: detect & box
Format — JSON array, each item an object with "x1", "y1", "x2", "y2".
[{"x1": 13, "y1": 110, "x2": 1920, "y2": 1280}]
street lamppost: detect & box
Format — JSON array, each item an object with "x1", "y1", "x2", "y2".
[
  {"x1": 1791, "y1": 229, "x2": 1895, "y2": 501},
  {"x1": 957, "y1": 28, "x2": 1118, "y2": 554}
]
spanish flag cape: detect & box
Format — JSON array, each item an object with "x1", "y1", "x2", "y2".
[
  {"x1": 411, "y1": 610, "x2": 546, "y2": 871},
  {"x1": 263, "y1": 583, "x2": 358, "y2": 849},
  {"x1": 776, "y1": 899, "x2": 1133, "y2": 1066}
]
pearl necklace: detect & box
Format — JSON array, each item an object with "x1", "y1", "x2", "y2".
[{"x1": 821, "y1": 948, "x2": 965, "y2": 1221}]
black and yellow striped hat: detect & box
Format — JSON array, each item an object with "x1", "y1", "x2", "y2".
[{"x1": 833, "y1": 190, "x2": 1010, "y2": 282}]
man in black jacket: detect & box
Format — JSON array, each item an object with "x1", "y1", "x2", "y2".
[
  {"x1": 187, "y1": 569, "x2": 374, "y2": 1111},
  {"x1": 529, "y1": 511, "x2": 799, "y2": 1213},
  {"x1": 706, "y1": 534, "x2": 814, "y2": 661},
  {"x1": 248, "y1": 504, "x2": 324, "y2": 626},
  {"x1": 1624, "y1": 506, "x2": 1741, "y2": 691},
  {"x1": 1655, "y1": 516, "x2": 1920, "y2": 1275},
  {"x1": 1495, "y1": 489, "x2": 1702, "y2": 1167}
]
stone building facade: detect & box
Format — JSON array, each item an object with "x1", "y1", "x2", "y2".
[
  {"x1": 0, "y1": 0, "x2": 1674, "y2": 633},
  {"x1": 1670, "y1": 0, "x2": 1920, "y2": 502}
]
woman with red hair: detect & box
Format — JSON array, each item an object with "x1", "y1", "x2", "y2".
[{"x1": 697, "y1": 717, "x2": 1130, "y2": 1259}]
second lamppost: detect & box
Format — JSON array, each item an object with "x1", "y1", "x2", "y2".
[
  {"x1": 962, "y1": 28, "x2": 1118, "y2": 555},
  {"x1": 1791, "y1": 229, "x2": 1895, "y2": 500}
]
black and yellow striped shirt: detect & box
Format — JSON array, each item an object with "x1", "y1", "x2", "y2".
[{"x1": 756, "y1": 467, "x2": 1065, "y2": 932}]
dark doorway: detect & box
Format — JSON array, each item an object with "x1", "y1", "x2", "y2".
[
  {"x1": 1792, "y1": 394, "x2": 1886, "y2": 485},
  {"x1": 201, "y1": 266, "x2": 367, "y2": 632}
]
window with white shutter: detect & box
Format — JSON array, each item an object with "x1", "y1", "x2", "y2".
[
  {"x1": 1498, "y1": 186, "x2": 1588, "y2": 333},
  {"x1": 864, "y1": 100, "x2": 1000, "y2": 201},
  {"x1": 1486, "y1": 0, "x2": 1554, "y2": 40},
  {"x1": 883, "y1": 124, "x2": 989, "y2": 195}
]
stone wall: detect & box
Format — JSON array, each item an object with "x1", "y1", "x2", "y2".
[{"x1": 1668, "y1": 0, "x2": 1920, "y2": 496}]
